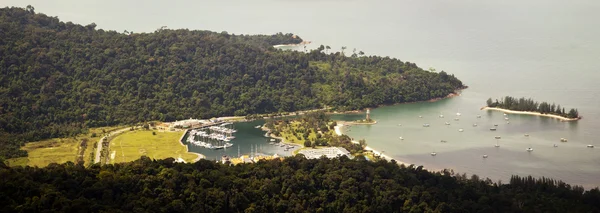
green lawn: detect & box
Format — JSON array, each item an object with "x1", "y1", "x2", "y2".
[
  {"x1": 110, "y1": 130, "x2": 197, "y2": 163},
  {"x1": 7, "y1": 126, "x2": 124, "y2": 167}
]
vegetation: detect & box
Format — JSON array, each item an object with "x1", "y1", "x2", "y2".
[
  {"x1": 266, "y1": 112, "x2": 363, "y2": 153},
  {"x1": 6, "y1": 126, "x2": 123, "y2": 167},
  {"x1": 0, "y1": 7, "x2": 463, "y2": 159},
  {"x1": 1, "y1": 157, "x2": 599, "y2": 212},
  {"x1": 486, "y1": 97, "x2": 580, "y2": 118},
  {"x1": 109, "y1": 130, "x2": 197, "y2": 164}
]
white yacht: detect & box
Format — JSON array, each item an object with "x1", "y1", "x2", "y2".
[
  {"x1": 476, "y1": 114, "x2": 482, "y2": 118},
  {"x1": 419, "y1": 115, "x2": 423, "y2": 118},
  {"x1": 473, "y1": 123, "x2": 478, "y2": 127},
  {"x1": 445, "y1": 122, "x2": 451, "y2": 125},
  {"x1": 524, "y1": 134, "x2": 530, "y2": 137},
  {"x1": 490, "y1": 127, "x2": 497, "y2": 131},
  {"x1": 399, "y1": 136, "x2": 404, "y2": 140},
  {"x1": 560, "y1": 138, "x2": 568, "y2": 142},
  {"x1": 458, "y1": 129, "x2": 464, "y2": 132},
  {"x1": 553, "y1": 144, "x2": 558, "y2": 148},
  {"x1": 527, "y1": 147, "x2": 534, "y2": 152},
  {"x1": 430, "y1": 152, "x2": 437, "y2": 156},
  {"x1": 587, "y1": 145, "x2": 595, "y2": 148},
  {"x1": 482, "y1": 155, "x2": 488, "y2": 158},
  {"x1": 254, "y1": 125, "x2": 261, "y2": 128},
  {"x1": 423, "y1": 123, "x2": 430, "y2": 127},
  {"x1": 495, "y1": 136, "x2": 501, "y2": 139}
]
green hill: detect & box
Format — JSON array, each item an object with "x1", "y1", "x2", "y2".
[{"x1": 0, "y1": 6, "x2": 463, "y2": 159}]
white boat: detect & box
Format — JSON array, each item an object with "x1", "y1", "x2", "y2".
[
  {"x1": 439, "y1": 113, "x2": 444, "y2": 118},
  {"x1": 490, "y1": 127, "x2": 497, "y2": 131},
  {"x1": 560, "y1": 138, "x2": 568, "y2": 142},
  {"x1": 527, "y1": 147, "x2": 533, "y2": 152},
  {"x1": 494, "y1": 144, "x2": 500, "y2": 148},
  {"x1": 482, "y1": 155, "x2": 488, "y2": 158},
  {"x1": 456, "y1": 112, "x2": 461, "y2": 116},
  {"x1": 504, "y1": 117, "x2": 509, "y2": 120},
  {"x1": 454, "y1": 118, "x2": 459, "y2": 121},
  {"x1": 494, "y1": 124, "x2": 498, "y2": 126},
  {"x1": 398, "y1": 124, "x2": 402, "y2": 126},
  {"x1": 477, "y1": 115, "x2": 482, "y2": 118},
  {"x1": 440, "y1": 140, "x2": 447, "y2": 143},
  {"x1": 399, "y1": 136, "x2": 404, "y2": 140},
  {"x1": 524, "y1": 134, "x2": 530, "y2": 137},
  {"x1": 503, "y1": 113, "x2": 507, "y2": 116},
  {"x1": 254, "y1": 125, "x2": 261, "y2": 128},
  {"x1": 553, "y1": 144, "x2": 558, "y2": 147},
  {"x1": 419, "y1": 116, "x2": 423, "y2": 118},
  {"x1": 445, "y1": 122, "x2": 450, "y2": 125},
  {"x1": 495, "y1": 136, "x2": 501, "y2": 139},
  {"x1": 458, "y1": 129, "x2": 464, "y2": 132},
  {"x1": 587, "y1": 145, "x2": 595, "y2": 148},
  {"x1": 430, "y1": 152, "x2": 437, "y2": 156},
  {"x1": 423, "y1": 124, "x2": 430, "y2": 127},
  {"x1": 506, "y1": 121, "x2": 510, "y2": 124},
  {"x1": 473, "y1": 123, "x2": 478, "y2": 127},
  {"x1": 270, "y1": 139, "x2": 276, "y2": 142}
]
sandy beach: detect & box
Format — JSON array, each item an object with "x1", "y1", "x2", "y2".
[
  {"x1": 335, "y1": 124, "x2": 410, "y2": 166},
  {"x1": 481, "y1": 107, "x2": 580, "y2": 121}
]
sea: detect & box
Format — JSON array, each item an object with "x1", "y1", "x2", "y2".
[{"x1": 4, "y1": 0, "x2": 599, "y2": 188}]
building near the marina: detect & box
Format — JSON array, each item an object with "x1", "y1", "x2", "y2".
[{"x1": 298, "y1": 147, "x2": 352, "y2": 159}]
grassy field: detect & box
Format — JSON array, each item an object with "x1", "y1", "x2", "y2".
[
  {"x1": 6, "y1": 126, "x2": 124, "y2": 167},
  {"x1": 110, "y1": 130, "x2": 198, "y2": 163},
  {"x1": 276, "y1": 121, "x2": 335, "y2": 146}
]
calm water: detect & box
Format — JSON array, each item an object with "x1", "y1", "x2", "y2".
[{"x1": 4, "y1": 0, "x2": 600, "y2": 187}]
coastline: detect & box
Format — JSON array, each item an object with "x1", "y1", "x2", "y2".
[
  {"x1": 178, "y1": 129, "x2": 205, "y2": 162},
  {"x1": 328, "y1": 88, "x2": 465, "y2": 115},
  {"x1": 334, "y1": 124, "x2": 410, "y2": 166},
  {"x1": 481, "y1": 106, "x2": 581, "y2": 121}
]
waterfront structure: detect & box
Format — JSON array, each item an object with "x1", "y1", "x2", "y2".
[{"x1": 298, "y1": 147, "x2": 352, "y2": 159}]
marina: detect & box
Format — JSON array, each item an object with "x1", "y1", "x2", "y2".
[{"x1": 184, "y1": 122, "x2": 236, "y2": 150}]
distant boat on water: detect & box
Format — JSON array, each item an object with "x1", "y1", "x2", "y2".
[
  {"x1": 477, "y1": 114, "x2": 482, "y2": 118},
  {"x1": 587, "y1": 145, "x2": 595, "y2": 148},
  {"x1": 423, "y1": 123, "x2": 430, "y2": 127},
  {"x1": 490, "y1": 127, "x2": 497, "y2": 131},
  {"x1": 525, "y1": 134, "x2": 530, "y2": 137},
  {"x1": 430, "y1": 152, "x2": 437, "y2": 156},
  {"x1": 399, "y1": 136, "x2": 404, "y2": 140},
  {"x1": 527, "y1": 147, "x2": 534, "y2": 152},
  {"x1": 554, "y1": 144, "x2": 558, "y2": 147},
  {"x1": 445, "y1": 122, "x2": 450, "y2": 125},
  {"x1": 440, "y1": 140, "x2": 447, "y2": 143},
  {"x1": 560, "y1": 138, "x2": 568, "y2": 142},
  {"x1": 458, "y1": 129, "x2": 464, "y2": 132},
  {"x1": 419, "y1": 115, "x2": 423, "y2": 118},
  {"x1": 254, "y1": 125, "x2": 261, "y2": 128},
  {"x1": 473, "y1": 123, "x2": 478, "y2": 127},
  {"x1": 495, "y1": 136, "x2": 501, "y2": 139},
  {"x1": 482, "y1": 155, "x2": 488, "y2": 158}
]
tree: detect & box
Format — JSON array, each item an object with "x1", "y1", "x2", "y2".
[{"x1": 486, "y1": 98, "x2": 493, "y2": 107}]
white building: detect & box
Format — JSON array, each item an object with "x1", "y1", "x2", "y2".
[{"x1": 298, "y1": 147, "x2": 352, "y2": 159}]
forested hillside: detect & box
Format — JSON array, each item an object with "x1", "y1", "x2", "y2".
[
  {"x1": 0, "y1": 157, "x2": 599, "y2": 212},
  {"x1": 0, "y1": 7, "x2": 463, "y2": 159}
]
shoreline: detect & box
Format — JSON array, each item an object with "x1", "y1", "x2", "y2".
[
  {"x1": 178, "y1": 129, "x2": 205, "y2": 162},
  {"x1": 334, "y1": 124, "x2": 410, "y2": 166},
  {"x1": 328, "y1": 88, "x2": 465, "y2": 115},
  {"x1": 481, "y1": 106, "x2": 581, "y2": 121}
]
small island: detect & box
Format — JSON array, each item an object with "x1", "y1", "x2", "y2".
[{"x1": 483, "y1": 96, "x2": 581, "y2": 121}]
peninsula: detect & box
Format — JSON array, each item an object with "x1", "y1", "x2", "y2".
[{"x1": 484, "y1": 96, "x2": 581, "y2": 121}]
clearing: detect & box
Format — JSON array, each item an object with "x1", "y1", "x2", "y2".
[
  {"x1": 7, "y1": 126, "x2": 124, "y2": 167},
  {"x1": 110, "y1": 130, "x2": 197, "y2": 163}
]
